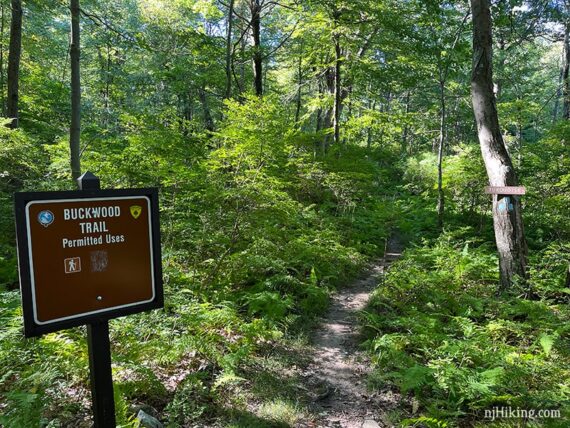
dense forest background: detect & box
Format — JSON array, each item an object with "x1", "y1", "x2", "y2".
[{"x1": 0, "y1": 0, "x2": 569, "y2": 426}]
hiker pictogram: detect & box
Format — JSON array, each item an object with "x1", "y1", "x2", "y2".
[{"x1": 64, "y1": 257, "x2": 81, "y2": 274}]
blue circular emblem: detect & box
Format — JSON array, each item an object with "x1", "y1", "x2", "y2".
[{"x1": 37, "y1": 210, "x2": 54, "y2": 228}]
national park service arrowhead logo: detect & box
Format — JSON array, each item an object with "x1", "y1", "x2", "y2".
[{"x1": 130, "y1": 205, "x2": 142, "y2": 219}]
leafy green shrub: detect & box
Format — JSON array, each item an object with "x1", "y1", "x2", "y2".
[
  {"x1": 164, "y1": 373, "x2": 213, "y2": 425},
  {"x1": 402, "y1": 152, "x2": 438, "y2": 197},
  {"x1": 1, "y1": 95, "x2": 400, "y2": 425},
  {"x1": 0, "y1": 390, "x2": 45, "y2": 427},
  {"x1": 363, "y1": 234, "x2": 570, "y2": 426},
  {"x1": 522, "y1": 121, "x2": 570, "y2": 246},
  {"x1": 0, "y1": 123, "x2": 48, "y2": 290},
  {"x1": 0, "y1": 291, "x2": 89, "y2": 427},
  {"x1": 529, "y1": 242, "x2": 570, "y2": 301}
]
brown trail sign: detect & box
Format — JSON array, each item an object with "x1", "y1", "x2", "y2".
[
  {"x1": 15, "y1": 172, "x2": 163, "y2": 427},
  {"x1": 21, "y1": 195, "x2": 157, "y2": 329},
  {"x1": 484, "y1": 186, "x2": 526, "y2": 195}
]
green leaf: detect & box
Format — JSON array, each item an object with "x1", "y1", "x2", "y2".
[
  {"x1": 310, "y1": 266, "x2": 318, "y2": 286},
  {"x1": 539, "y1": 334, "x2": 555, "y2": 356},
  {"x1": 401, "y1": 365, "x2": 433, "y2": 393}
]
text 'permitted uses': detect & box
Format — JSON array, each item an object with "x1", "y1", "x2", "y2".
[{"x1": 15, "y1": 189, "x2": 163, "y2": 337}]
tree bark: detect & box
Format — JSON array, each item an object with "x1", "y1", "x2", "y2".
[
  {"x1": 332, "y1": 33, "x2": 341, "y2": 146},
  {"x1": 1, "y1": 3, "x2": 5, "y2": 116},
  {"x1": 295, "y1": 45, "x2": 303, "y2": 123},
  {"x1": 562, "y1": 24, "x2": 570, "y2": 120},
  {"x1": 437, "y1": 80, "x2": 445, "y2": 229},
  {"x1": 250, "y1": 0, "x2": 262, "y2": 96},
  {"x1": 70, "y1": 0, "x2": 82, "y2": 181},
  {"x1": 367, "y1": 99, "x2": 376, "y2": 151},
  {"x1": 470, "y1": 0, "x2": 528, "y2": 289},
  {"x1": 225, "y1": 0, "x2": 234, "y2": 99},
  {"x1": 553, "y1": 45, "x2": 564, "y2": 122},
  {"x1": 104, "y1": 43, "x2": 111, "y2": 114},
  {"x1": 97, "y1": 42, "x2": 112, "y2": 128},
  {"x1": 402, "y1": 91, "x2": 411, "y2": 153},
  {"x1": 198, "y1": 86, "x2": 214, "y2": 132},
  {"x1": 322, "y1": 66, "x2": 335, "y2": 153},
  {"x1": 239, "y1": 32, "x2": 246, "y2": 95},
  {"x1": 6, "y1": 0, "x2": 22, "y2": 128},
  {"x1": 315, "y1": 70, "x2": 323, "y2": 133}
]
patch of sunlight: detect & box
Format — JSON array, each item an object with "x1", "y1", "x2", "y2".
[{"x1": 257, "y1": 399, "x2": 305, "y2": 426}]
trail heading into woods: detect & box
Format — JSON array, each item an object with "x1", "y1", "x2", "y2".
[{"x1": 297, "y1": 239, "x2": 404, "y2": 428}]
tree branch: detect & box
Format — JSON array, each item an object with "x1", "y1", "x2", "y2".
[
  {"x1": 261, "y1": 21, "x2": 299, "y2": 60},
  {"x1": 80, "y1": 8, "x2": 138, "y2": 45}
]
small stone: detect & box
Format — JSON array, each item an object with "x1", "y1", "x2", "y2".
[
  {"x1": 362, "y1": 419, "x2": 381, "y2": 428},
  {"x1": 137, "y1": 409, "x2": 163, "y2": 428}
]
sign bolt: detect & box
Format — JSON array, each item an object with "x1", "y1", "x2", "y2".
[{"x1": 97, "y1": 296, "x2": 103, "y2": 301}]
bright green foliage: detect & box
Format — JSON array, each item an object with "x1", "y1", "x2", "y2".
[
  {"x1": 362, "y1": 234, "x2": 570, "y2": 425},
  {"x1": 396, "y1": 146, "x2": 492, "y2": 243},
  {"x1": 0, "y1": 123, "x2": 49, "y2": 290},
  {"x1": 0, "y1": 291, "x2": 89, "y2": 427},
  {"x1": 0, "y1": 96, "x2": 395, "y2": 425},
  {"x1": 522, "y1": 122, "x2": 570, "y2": 246},
  {"x1": 1, "y1": 0, "x2": 569, "y2": 426}
]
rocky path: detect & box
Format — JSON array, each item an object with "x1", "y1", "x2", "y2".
[{"x1": 298, "y1": 239, "x2": 403, "y2": 428}]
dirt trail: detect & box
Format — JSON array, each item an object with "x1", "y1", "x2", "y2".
[{"x1": 298, "y1": 238, "x2": 403, "y2": 428}]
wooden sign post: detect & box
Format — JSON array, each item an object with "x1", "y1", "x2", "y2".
[{"x1": 14, "y1": 172, "x2": 163, "y2": 428}]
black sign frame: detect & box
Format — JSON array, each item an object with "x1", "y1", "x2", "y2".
[{"x1": 15, "y1": 187, "x2": 163, "y2": 337}]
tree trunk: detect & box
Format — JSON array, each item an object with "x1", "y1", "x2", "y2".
[
  {"x1": 315, "y1": 79, "x2": 323, "y2": 132},
  {"x1": 437, "y1": 80, "x2": 445, "y2": 229},
  {"x1": 517, "y1": 108, "x2": 522, "y2": 167},
  {"x1": 562, "y1": 25, "x2": 570, "y2": 120},
  {"x1": 239, "y1": 33, "x2": 246, "y2": 95},
  {"x1": 198, "y1": 87, "x2": 214, "y2": 132},
  {"x1": 367, "y1": 99, "x2": 376, "y2": 151},
  {"x1": 105, "y1": 43, "x2": 111, "y2": 114},
  {"x1": 402, "y1": 91, "x2": 410, "y2": 152},
  {"x1": 225, "y1": 0, "x2": 234, "y2": 99},
  {"x1": 322, "y1": 66, "x2": 335, "y2": 153},
  {"x1": 97, "y1": 42, "x2": 112, "y2": 128},
  {"x1": 70, "y1": 0, "x2": 82, "y2": 181},
  {"x1": 315, "y1": 66, "x2": 323, "y2": 135},
  {"x1": 322, "y1": 106, "x2": 333, "y2": 153},
  {"x1": 250, "y1": 0, "x2": 262, "y2": 96},
  {"x1": 295, "y1": 45, "x2": 303, "y2": 123},
  {"x1": 1, "y1": 3, "x2": 5, "y2": 116},
  {"x1": 332, "y1": 33, "x2": 341, "y2": 146},
  {"x1": 470, "y1": 0, "x2": 528, "y2": 289},
  {"x1": 552, "y1": 26, "x2": 566, "y2": 122},
  {"x1": 6, "y1": 0, "x2": 22, "y2": 128}
]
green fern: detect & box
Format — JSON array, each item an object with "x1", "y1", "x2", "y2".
[{"x1": 402, "y1": 415, "x2": 449, "y2": 428}]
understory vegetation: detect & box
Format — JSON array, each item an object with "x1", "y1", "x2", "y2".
[
  {"x1": 1, "y1": 0, "x2": 570, "y2": 427},
  {"x1": 363, "y1": 236, "x2": 570, "y2": 427},
  {"x1": 2, "y1": 96, "x2": 569, "y2": 427},
  {"x1": 1, "y1": 96, "x2": 397, "y2": 427},
  {"x1": 362, "y1": 124, "x2": 570, "y2": 427}
]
